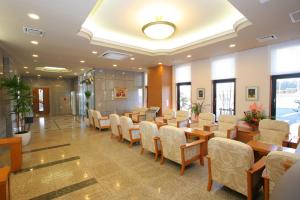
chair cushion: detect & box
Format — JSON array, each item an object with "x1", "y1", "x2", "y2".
[
  {"x1": 140, "y1": 121, "x2": 160, "y2": 153},
  {"x1": 198, "y1": 113, "x2": 215, "y2": 130},
  {"x1": 109, "y1": 114, "x2": 120, "y2": 137},
  {"x1": 259, "y1": 119, "x2": 289, "y2": 146}
]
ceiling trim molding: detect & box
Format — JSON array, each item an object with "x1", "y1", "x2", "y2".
[{"x1": 78, "y1": 18, "x2": 251, "y2": 56}]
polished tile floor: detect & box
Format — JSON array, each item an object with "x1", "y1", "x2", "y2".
[{"x1": 1, "y1": 116, "x2": 255, "y2": 199}]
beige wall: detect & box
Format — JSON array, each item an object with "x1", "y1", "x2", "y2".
[{"x1": 174, "y1": 45, "x2": 272, "y2": 118}]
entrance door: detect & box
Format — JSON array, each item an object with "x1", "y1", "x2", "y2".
[
  {"x1": 271, "y1": 73, "x2": 300, "y2": 134},
  {"x1": 32, "y1": 88, "x2": 50, "y2": 115},
  {"x1": 176, "y1": 82, "x2": 191, "y2": 111},
  {"x1": 213, "y1": 79, "x2": 236, "y2": 120}
]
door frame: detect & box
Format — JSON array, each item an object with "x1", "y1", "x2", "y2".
[
  {"x1": 32, "y1": 87, "x2": 50, "y2": 115},
  {"x1": 270, "y1": 73, "x2": 300, "y2": 119},
  {"x1": 176, "y1": 82, "x2": 191, "y2": 111},
  {"x1": 212, "y1": 78, "x2": 236, "y2": 118}
]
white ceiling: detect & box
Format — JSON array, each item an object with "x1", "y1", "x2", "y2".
[{"x1": 0, "y1": 0, "x2": 300, "y2": 78}]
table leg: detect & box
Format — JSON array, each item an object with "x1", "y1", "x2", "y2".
[{"x1": 10, "y1": 143, "x2": 22, "y2": 172}]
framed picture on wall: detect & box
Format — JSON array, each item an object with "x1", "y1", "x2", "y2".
[
  {"x1": 246, "y1": 86, "x2": 258, "y2": 101},
  {"x1": 197, "y1": 88, "x2": 205, "y2": 100},
  {"x1": 114, "y1": 88, "x2": 128, "y2": 99}
]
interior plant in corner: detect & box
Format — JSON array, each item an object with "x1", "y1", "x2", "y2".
[
  {"x1": 242, "y1": 102, "x2": 266, "y2": 130},
  {"x1": 84, "y1": 90, "x2": 91, "y2": 117},
  {"x1": 191, "y1": 101, "x2": 204, "y2": 120},
  {"x1": 0, "y1": 75, "x2": 33, "y2": 145}
]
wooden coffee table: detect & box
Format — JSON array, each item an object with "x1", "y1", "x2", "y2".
[
  {"x1": 184, "y1": 128, "x2": 214, "y2": 165},
  {"x1": 247, "y1": 140, "x2": 279, "y2": 156}
]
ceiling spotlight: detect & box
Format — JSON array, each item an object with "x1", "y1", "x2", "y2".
[
  {"x1": 92, "y1": 51, "x2": 97, "y2": 54},
  {"x1": 59, "y1": 75, "x2": 62, "y2": 78},
  {"x1": 80, "y1": 68, "x2": 84, "y2": 71},
  {"x1": 31, "y1": 41, "x2": 39, "y2": 45},
  {"x1": 158, "y1": 62, "x2": 162, "y2": 65},
  {"x1": 32, "y1": 54, "x2": 39, "y2": 58},
  {"x1": 26, "y1": 71, "x2": 30, "y2": 74},
  {"x1": 142, "y1": 21, "x2": 176, "y2": 40},
  {"x1": 187, "y1": 55, "x2": 192, "y2": 58},
  {"x1": 113, "y1": 64, "x2": 117, "y2": 67},
  {"x1": 138, "y1": 67, "x2": 142, "y2": 70},
  {"x1": 28, "y1": 13, "x2": 40, "y2": 20},
  {"x1": 24, "y1": 66, "x2": 28, "y2": 69},
  {"x1": 37, "y1": 74, "x2": 41, "y2": 77},
  {"x1": 229, "y1": 44, "x2": 236, "y2": 48},
  {"x1": 130, "y1": 57, "x2": 135, "y2": 61},
  {"x1": 80, "y1": 60, "x2": 85, "y2": 63}
]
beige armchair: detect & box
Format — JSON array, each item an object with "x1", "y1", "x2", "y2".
[
  {"x1": 155, "y1": 109, "x2": 175, "y2": 123},
  {"x1": 167, "y1": 110, "x2": 189, "y2": 128},
  {"x1": 211, "y1": 115, "x2": 238, "y2": 139},
  {"x1": 119, "y1": 116, "x2": 141, "y2": 147},
  {"x1": 88, "y1": 109, "x2": 94, "y2": 127},
  {"x1": 196, "y1": 113, "x2": 215, "y2": 131},
  {"x1": 263, "y1": 151, "x2": 300, "y2": 200},
  {"x1": 131, "y1": 107, "x2": 148, "y2": 123},
  {"x1": 159, "y1": 126, "x2": 204, "y2": 175},
  {"x1": 207, "y1": 137, "x2": 265, "y2": 200},
  {"x1": 140, "y1": 121, "x2": 161, "y2": 160},
  {"x1": 92, "y1": 110, "x2": 110, "y2": 131},
  {"x1": 254, "y1": 119, "x2": 289, "y2": 146},
  {"x1": 109, "y1": 114, "x2": 121, "y2": 140}
]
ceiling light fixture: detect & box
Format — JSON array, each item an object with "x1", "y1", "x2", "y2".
[
  {"x1": 28, "y1": 13, "x2": 40, "y2": 20},
  {"x1": 31, "y1": 41, "x2": 39, "y2": 45},
  {"x1": 80, "y1": 68, "x2": 85, "y2": 71},
  {"x1": 35, "y1": 66, "x2": 71, "y2": 73},
  {"x1": 32, "y1": 54, "x2": 39, "y2": 58},
  {"x1": 113, "y1": 64, "x2": 117, "y2": 67},
  {"x1": 92, "y1": 51, "x2": 98, "y2": 54},
  {"x1": 59, "y1": 75, "x2": 62, "y2": 78},
  {"x1": 37, "y1": 74, "x2": 41, "y2": 77},
  {"x1": 229, "y1": 44, "x2": 236, "y2": 48},
  {"x1": 130, "y1": 57, "x2": 135, "y2": 61},
  {"x1": 138, "y1": 67, "x2": 142, "y2": 70},
  {"x1": 187, "y1": 55, "x2": 192, "y2": 58},
  {"x1": 142, "y1": 21, "x2": 176, "y2": 40},
  {"x1": 26, "y1": 71, "x2": 30, "y2": 74},
  {"x1": 158, "y1": 62, "x2": 162, "y2": 65},
  {"x1": 24, "y1": 66, "x2": 28, "y2": 69},
  {"x1": 80, "y1": 60, "x2": 85, "y2": 63}
]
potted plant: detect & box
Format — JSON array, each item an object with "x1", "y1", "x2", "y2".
[
  {"x1": 242, "y1": 103, "x2": 266, "y2": 131},
  {"x1": 191, "y1": 101, "x2": 204, "y2": 120},
  {"x1": 1, "y1": 75, "x2": 33, "y2": 145}
]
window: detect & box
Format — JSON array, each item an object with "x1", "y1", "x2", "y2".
[
  {"x1": 38, "y1": 88, "x2": 44, "y2": 112},
  {"x1": 175, "y1": 64, "x2": 191, "y2": 112},
  {"x1": 211, "y1": 56, "x2": 235, "y2": 80}
]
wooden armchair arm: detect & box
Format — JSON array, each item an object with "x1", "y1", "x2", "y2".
[
  {"x1": 100, "y1": 116, "x2": 109, "y2": 120},
  {"x1": 227, "y1": 127, "x2": 237, "y2": 139},
  {"x1": 204, "y1": 124, "x2": 218, "y2": 132},
  {"x1": 248, "y1": 156, "x2": 266, "y2": 174},
  {"x1": 129, "y1": 127, "x2": 140, "y2": 131},
  {"x1": 180, "y1": 139, "x2": 205, "y2": 149}
]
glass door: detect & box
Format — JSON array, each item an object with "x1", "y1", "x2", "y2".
[
  {"x1": 271, "y1": 73, "x2": 300, "y2": 135},
  {"x1": 213, "y1": 79, "x2": 236, "y2": 120},
  {"x1": 177, "y1": 82, "x2": 191, "y2": 112}
]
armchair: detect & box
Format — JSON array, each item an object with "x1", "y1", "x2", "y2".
[
  {"x1": 263, "y1": 151, "x2": 300, "y2": 200},
  {"x1": 167, "y1": 110, "x2": 189, "y2": 128},
  {"x1": 92, "y1": 110, "x2": 110, "y2": 131},
  {"x1": 254, "y1": 119, "x2": 289, "y2": 146},
  {"x1": 131, "y1": 107, "x2": 148, "y2": 123},
  {"x1": 119, "y1": 116, "x2": 141, "y2": 147},
  {"x1": 196, "y1": 113, "x2": 215, "y2": 131},
  {"x1": 155, "y1": 109, "x2": 175, "y2": 123},
  {"x1": 159, "y1": 126, "x2": 204, "y2": 175},
  {"x1": 109, "y1": 114, "x2": 121, "y2": 140},
  {"x1": 140, "y1": 121, "x2": 161, "y2": 160},
  {"x1": 211, "y1": 115, "x2": 238, "y2": 139},
  {"x1": 207, "y1": 137, "x2": 265, "y2": 200}
]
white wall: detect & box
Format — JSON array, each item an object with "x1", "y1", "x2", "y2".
[{"x1": 174, "y1": 45, "x2": 275, "y2": 118}]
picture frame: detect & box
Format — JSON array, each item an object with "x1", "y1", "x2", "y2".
[
  {"x1": 246, "y1": 86, "x2": 258, "y2": 101},
  {"x1": 196, "y1": 88, "x2": 205, "y2": 100},
  {"x1": 114, "y1": 87, "x2": 128, "y2": 99}
]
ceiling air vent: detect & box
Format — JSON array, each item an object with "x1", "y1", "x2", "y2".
[
  {"x1": 256, "y1": 34, "x2": 277, "y2": 42},
  {"x1": 23, "y1": 26, "x2": 45, "y2": 37},
  {"x1": 100, "y1": 50, "x2": 132, "y2": 60},
  {"x1": 290, "y1": 10, "x2": 300, "y2": 23}
]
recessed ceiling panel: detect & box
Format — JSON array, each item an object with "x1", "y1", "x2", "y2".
[{"x1": 79, "y1": 0, "x2": 250, "y2": 54}]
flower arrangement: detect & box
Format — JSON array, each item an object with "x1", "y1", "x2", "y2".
[{"x1": 242, "y1": 103, "x2": 266, "y2": 130}]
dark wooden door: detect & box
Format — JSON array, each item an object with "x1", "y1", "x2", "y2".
[{"x1": 32, "y1": 88, "x2": 50, "y2": 115}]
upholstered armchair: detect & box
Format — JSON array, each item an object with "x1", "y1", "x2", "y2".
[
  {"x1": 131, "y1": 107, "x2": 148, "y2": 123},
  {"x1": 119, "y1": 116, "x2": 141, "y2": 147},
  {"x1": 263, "y1": 151, "x2": 300, "y2": 200},
  {"x1": 210, "y1": 115, "x2": 238, "y2": 139},
  {"x1": 207, "y1": 137, "x2": 265, "y2": 200},
  {"x1": 155, "y1": 109, "x2": 175, "y2": 123},
  {"x1": 196, "y1": 113, "x2": 215, "y2": 131},
  {"x1": 109, "y1": 114, "x2": 121, "y2": 140},
  {"x1": 167, "y1": 110, "x2": 189, "y2": 128},
  {"x1": 253, "y1": 119, "x2": 289, "y2": 146},
  {"x1": 140, "y1": 121, "x2": 161, "y2": 160},
  {"x1": 88, "y1": 109, "x2": 94, "y2": 127},
  {"x1": 159, "y1": 126, "x2": 204, "y2": 175},
  {"x1": 92, "y1": 110, "x2": 110, "y2": 131}
]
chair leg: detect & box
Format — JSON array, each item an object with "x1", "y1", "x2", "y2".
[
  {"x1": 263, "y1": 178, "x2": 270, "y2": 200},
  {"x1": 140, "y1": 147, "x2": 144, "y2": 154},
  {"x1": 180, "y1": 165, "x2": 185, "y2": 176},
  {"x1": 154, "y1": 152, "x2": 159, "y2": 161},
  {"x1": 207, "y1": 178, "x2": 213, "y2": 191},
  {"x1": 160, "y1": 156, "x2": 165, "y2": 165},
  {"x1": 129, "y1": 141, "x2": 133, "y2": 148}
]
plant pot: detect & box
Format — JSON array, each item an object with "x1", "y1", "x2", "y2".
[{"x1": 15, "y1": 131, "x2": 31, "y2": 146}]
